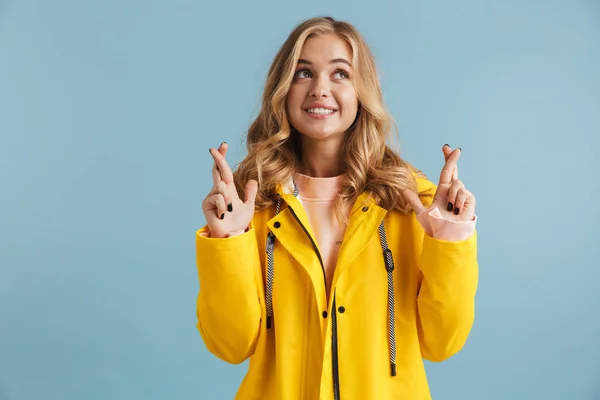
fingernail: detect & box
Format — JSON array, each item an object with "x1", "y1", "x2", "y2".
[
  {"x1": 209, "y1": 148, "x2": 212, "y2": 155},
  {"x1": 443, "y1": 144, "x2": 450, "y2": 148},
  {"x1": 227, "y1": 203, "x2": 233, "y2": 212},
  {"x1": 454, "y1": 207, "x2": 459, "y2": 215},
  {"x1": 447, "y1": 202, "x2": 453, "y2": 212},
  {"x1": 221, "y1": 141, "x2": 227, "y2": 146},
  {"x1": 220, "y1": 213, "x2": 225, "y2": 220},
  {"x1": 458, "y1": 147, "x2": 462, "y2": 152}
]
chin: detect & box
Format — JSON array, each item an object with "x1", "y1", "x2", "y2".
[
  {"x1": 295, "y1": 126, "x2": 344, "y2": 140},
  {"x1": 292, "y1": 118, "x2": 350, "y2": 140}
]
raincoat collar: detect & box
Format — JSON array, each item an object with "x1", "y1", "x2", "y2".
[
  {"x1": 275, "y1": 176, "x2": 379, "y2": 217},
  {"x1": 271, "y1": 176, "x2": 388, "y2": 303}
]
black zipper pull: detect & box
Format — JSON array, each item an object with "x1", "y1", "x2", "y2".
[{"x1": 267, "y1": 232, "x2": 275, "y2": 252}]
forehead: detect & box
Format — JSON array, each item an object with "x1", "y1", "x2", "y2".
[{"x1": 299, "y1": 33, "x2": 353, "y2": 63}]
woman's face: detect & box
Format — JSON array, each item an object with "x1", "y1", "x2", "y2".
[{"x1": 286, "y1": 33, "x2": 359, "y2": 141}]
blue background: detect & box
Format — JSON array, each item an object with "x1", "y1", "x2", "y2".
[{"x1": 1, "y1": 0, "x2": 599, "y2": 399}]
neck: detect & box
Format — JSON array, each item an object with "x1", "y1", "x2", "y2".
[{"x1": 298, "y1": 135, "x2": 345, "y2": 177}]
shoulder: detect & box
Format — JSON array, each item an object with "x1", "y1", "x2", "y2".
[
  {"x1": 406, "y1": 163, "x2": 437, "y2": 194},
  {"x1": 415, "y1": 175, "x2": 436, "y2": 192},
  {"x1": 412, "y1": 171, "x2": 437, "y2": 208}
]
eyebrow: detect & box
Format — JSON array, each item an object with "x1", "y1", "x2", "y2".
[{"x1": 297, "y1": 58, "x2": 352, "y2": 67}]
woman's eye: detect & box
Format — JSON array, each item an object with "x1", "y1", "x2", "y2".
[
  {"x1": 333, "y1": 70, "x2": 349, "y2": 80},
  {"x1": 294, "y1": 70, "x2": 311, "y2": 79}
]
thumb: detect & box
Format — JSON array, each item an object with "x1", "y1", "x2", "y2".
[
  {"x1": 245, "y1": 179, "x2": 259, "y2": 206},
  {"x1": 403, "y1": 189, "x2": 426, "y2": 214}
]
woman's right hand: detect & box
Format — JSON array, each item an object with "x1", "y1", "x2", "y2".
[{"x1": 202, "y1": 142, "x2": 258, "y2": 238}]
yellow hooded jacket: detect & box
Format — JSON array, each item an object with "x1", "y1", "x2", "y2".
[{"x1": 195, "y1": 177, "x2": 478, "y2": 399}]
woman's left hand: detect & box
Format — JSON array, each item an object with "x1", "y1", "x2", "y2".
[{"x1": 404, "y1": 144, "x2": 476, "y2": 222}]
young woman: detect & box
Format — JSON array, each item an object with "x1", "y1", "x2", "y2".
[{"x1": 196, "y1": 16, "x2": 478, "y2": 400}]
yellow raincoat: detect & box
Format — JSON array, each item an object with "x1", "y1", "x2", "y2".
[{"x1": 195, "y1": 177, "x2": 478, "y2": 399}]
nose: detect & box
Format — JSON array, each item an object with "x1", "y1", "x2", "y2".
[{"x1": 308, "y1": 74, "x2": 330, "y2": 98}]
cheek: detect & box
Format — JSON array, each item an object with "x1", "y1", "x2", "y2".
[
  {"x1": 286, "y1": 88, "x2": 303, "y2": 113},
  {"x1": 338, "y1": 88, "x2": 358, "y2": 115},
  {"x1": 285, "y1": 88, "x2": 306, "y2": 131}
]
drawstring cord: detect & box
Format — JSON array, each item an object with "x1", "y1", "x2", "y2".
[
  {"x1": 265, "y1": 186, "x2": 397, "y2": 377},
  {"x1": 266, "y1": 181, "x2": 299, "y2": 329},
  {"x1": 378, "y1": 221, "x2": 397, "y2": 377}
]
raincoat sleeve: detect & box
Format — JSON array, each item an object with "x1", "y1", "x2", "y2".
[
  {"x1": 415, "y1": 178, "x2": 479, "y2": 362},
  {"x1": 195, "y1": 222, "x2": 263, "y2": 364}
]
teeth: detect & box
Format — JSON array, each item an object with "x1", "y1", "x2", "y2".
[{"x1": 307, "y1": 108, "x2": 334, "y2": 115}]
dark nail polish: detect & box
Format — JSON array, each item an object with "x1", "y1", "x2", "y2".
[
  {"x1": 458, "y1": 147, "x2": 462, "y2": 152},
  {"x1": 209, "y1": 148, "x2": 212, "y2": 155},
  {"x1": 220, "y1": 213, "x2": 225, "y2": 220},
  {"x1": 227, "y1": 203, "x2": 233, "y2": 212},
  {"x1": 447, "y1": 202, "x2": 453, "y2": 212},
  {"x1": 454, "y1": 207, "x2": 459, "y2": 215},
  {"x1": 221, "y1": 141, "x2": 227, "y2": 146},
  {"x1": 443, "y1": 143, "x2": 450, "y2": 148}
]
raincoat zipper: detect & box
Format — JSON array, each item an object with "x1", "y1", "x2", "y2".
[
  {"x1": 287, "y1": 205, "x2": 340, "y2": 399},
  {"x1": 331, "y1": 295, "x2": 341, "y2": 400}
]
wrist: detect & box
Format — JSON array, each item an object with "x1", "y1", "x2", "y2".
[
  {"x1": 206, "y1": 226, "x2": 249, "y2": 238},
  {"x1": 226, "y1": 227, "x2": 249, "y2": 237}
]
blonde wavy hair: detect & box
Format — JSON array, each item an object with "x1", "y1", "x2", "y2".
[{"x1": 234, "y1": 16, "x2": 433, "y2": 224}]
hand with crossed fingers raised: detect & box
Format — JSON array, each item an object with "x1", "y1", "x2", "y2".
[
  {"x1": 202, "y1": 142, "x2": 259, "y2": 238},
  {"x1": 403, "y1": 144, "x2": 476, "y2": 222}
]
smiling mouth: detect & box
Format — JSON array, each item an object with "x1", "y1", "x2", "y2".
[{"x1": 304, "y1": 107, "x2": 337, "y2": 116}]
